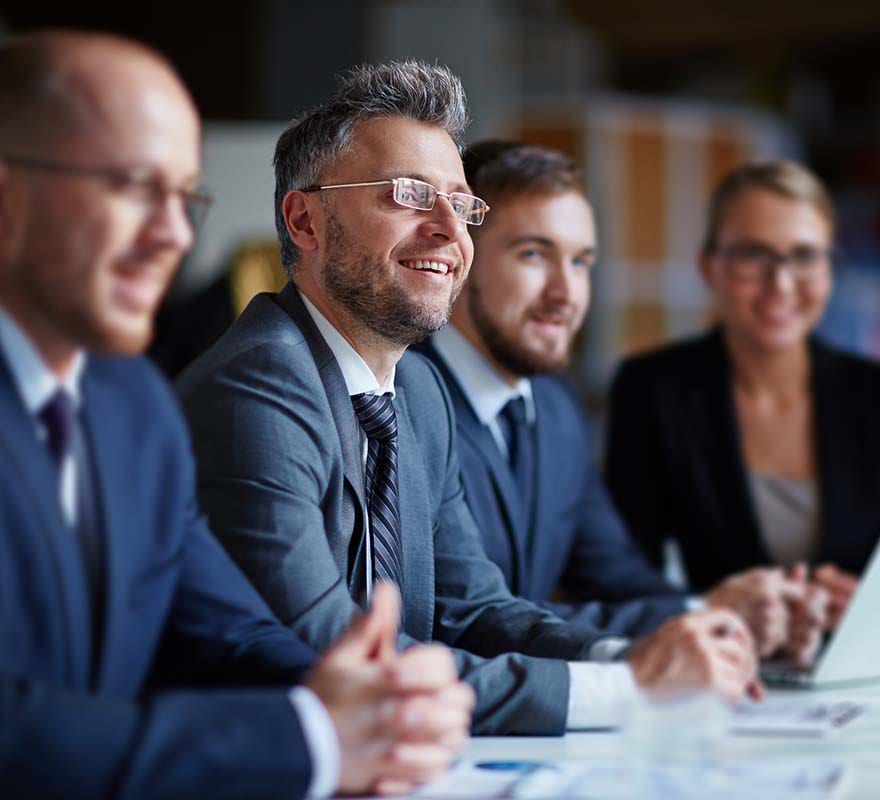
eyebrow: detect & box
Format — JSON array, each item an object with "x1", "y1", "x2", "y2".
[{"x1": 507, "y1": 235, "x2": 596, "y2": 256}]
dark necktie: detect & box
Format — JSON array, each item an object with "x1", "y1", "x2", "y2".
[
  {"x1": 351, "y1": 392, "x2": 405, "y2": 593},
  {"x1": 39, "y1": 389, "x2": 75, "y2": 477},
  {"x1": 38, "y1": 389, "x2": 104, "y2": 675},
  {"x1": 498, "y1": 395, "x2": 535, "y2": 528}
]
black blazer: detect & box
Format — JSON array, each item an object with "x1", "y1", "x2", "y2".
[{"x1": 606, "y1": 328, "x2": 880, "y2": 591}]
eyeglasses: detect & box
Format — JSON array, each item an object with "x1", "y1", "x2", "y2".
[
  {"x1": 713, "y1": 242, "x2": 833, "y2": 283},
  {"x1": 303, "y1": 177, "x2": 490, "y2": 225},
  {"x1": 1, "y1": 154, "x2": 213, "y2": 229}
]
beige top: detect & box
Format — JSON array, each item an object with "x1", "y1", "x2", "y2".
[{"x1": 748, "y1": 472, "x2": 820, "y2": 567}]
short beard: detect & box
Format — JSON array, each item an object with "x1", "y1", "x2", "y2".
[
  {"x1": 468, "y1": 281, "x2": 573, "y2": 377},
  {"x1": 321, "y1": 211, "x2": 459, "y2": 347}
]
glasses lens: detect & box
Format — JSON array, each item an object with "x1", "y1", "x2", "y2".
[
  {"x1": 394, "y1": 178, "x2": 435, "y2": 210},
  {"x1": 448, "y1": 193, "x2": 487, "y2": 226}
]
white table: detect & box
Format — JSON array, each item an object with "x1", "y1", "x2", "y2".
[{"x1": 460, "y1": 686, "x2": 880, "y2": 798}]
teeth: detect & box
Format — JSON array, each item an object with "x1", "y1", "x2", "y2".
[{"x1": 403, "y1": 259, "x2": 449, "y2": 275}]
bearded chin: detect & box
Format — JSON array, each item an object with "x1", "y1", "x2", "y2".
[
  {"x1": 321, "y1": 215, "x2": 459, "y2": 347},
  {"x1": 469, "y1": 287, "x2": 573, "y2": 378}
]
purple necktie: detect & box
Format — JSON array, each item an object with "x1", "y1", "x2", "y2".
[{"x1": 39, "y1": 389, "x2": 76, "y2": 476}]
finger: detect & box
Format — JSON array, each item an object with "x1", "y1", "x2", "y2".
[
  {"x1": 397, "y1": 697, "x2": 471, "y2": 743},
  {"x1": 747, "y1": 679, "x2": 766, "y2": 702},
  {"x1": 389, "y1": 742, "x2": 456, "y2": 775},
  {"x1": 326, "y1": 589, "x2": 399, "y2": 664},
  {"x1": 787, "y1": 562, "x2": 809, "y2": 583},
  {"x1": 373, "y1": 778, "x2": 418, "y2": 796},
  {"x1": 391, "y1": 644, "x2": 458, "y2": 691},
  {"x1": 369, "y1": 582, "x2": 402, "y2": 662},
  {"x1": 374, "y1": 744, "x2": 455, "y2": 785},
  {"x1": 777, "y1": 577, "x2": 808, "y2": 604},
  {"x1": 814, "y1": 564, "x2": 859, "y2": 594}
]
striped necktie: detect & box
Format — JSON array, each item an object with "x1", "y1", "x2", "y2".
[{"x1": 351, "y1": 392, "x2": 404, "y2": 592}]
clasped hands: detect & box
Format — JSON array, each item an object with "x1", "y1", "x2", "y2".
[
  {"x1": 305, "y1": 583, "x2": 475, "y2": 796},
  {"x1": 703, "y1": 563, "x2": 857, "y2": 666}
]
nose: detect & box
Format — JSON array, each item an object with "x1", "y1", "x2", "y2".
[
  {"x1": 144, "y1": 192, "x2": 195, "y2": 253},
  {"x1": 767, "y1": 261, "x2": 796, "y2": 293},
  {"x1": 422, "y1": 194, "x2": 463, "y2": 242},
  {"x1": 545, "y1": 258, "x2": 576, "y2": 302}
]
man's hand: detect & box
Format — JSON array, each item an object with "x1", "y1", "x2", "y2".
[
  {"x1": 813, "y1": 563, "x2": 858, "y2": 631},
  {"x1": 305, "y1": 584, "x2": 473, "y2": 796},
  {"x1": 703, "y1": 567, "x2": 803, "y2": 656},
  {"x1": 628, "y1": 610, "x2": 761, "y2": 703}
]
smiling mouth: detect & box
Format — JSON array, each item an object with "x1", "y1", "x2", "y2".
[{"x1": 400, "y1": 258, "x2": 451, "y2": 276}]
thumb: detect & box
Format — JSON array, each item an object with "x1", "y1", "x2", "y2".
[
  {"x1": 327, "y1": 583, "x2": 400, "y2": 663},
  {"x1": 366, "y1": 582, "x2": 401, "y2": 662}
]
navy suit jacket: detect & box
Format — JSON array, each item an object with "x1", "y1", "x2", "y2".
[
  {"x1": 176, "y1": 284, "x2": 628, "y2": 737},
  {"x1": 0, "y1": 351, "x2": 318, "y2": 799},
  {"x1": 419, "y1": 339, "x2": 686, "y2": 636},
  {"x1": 607, "y1": 329, "x2": 880, "y2": 590}
]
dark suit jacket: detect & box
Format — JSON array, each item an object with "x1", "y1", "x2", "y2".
[
  {"x1": 606, "y1": 328, "x2": 880, "y2": 591},
  {"x1": 0, "y1": 351, "x2": 317, "y2": 799},
  {"x1": 177, "y1": 284, "x2": 618, "y2": 736},
  {"x1": 418, "y1": 339, "x2": 686, "y2": 636}
]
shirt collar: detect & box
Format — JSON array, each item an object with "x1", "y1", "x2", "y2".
[
  {"x1": 298, "y1": 290, "x2": 396, "y2": 398},
  {"x1": 431, "y1": 324, "x2": 533, "y2": 425},
  {"x1": 0, "y1": 305, "x2": 86, "y2": 416}
]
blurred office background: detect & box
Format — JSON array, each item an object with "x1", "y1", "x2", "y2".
[{"x1": 3, "y1": 0, "x2": 880, "y2": 408}]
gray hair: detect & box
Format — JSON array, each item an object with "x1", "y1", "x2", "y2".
[{"x1": 273, "y1": 60, "x2": 469, "y2": 275}]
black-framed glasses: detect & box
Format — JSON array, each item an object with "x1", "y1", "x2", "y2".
[
  {"x1": 713, "y1": 242, "x2": 834, "y2": 283},
  {"x1": 303, "y1": 176, "x2": 490, "y2": 225},
  {"x1": 1, "y1": 154, "x2": 213, "y2": 229}
]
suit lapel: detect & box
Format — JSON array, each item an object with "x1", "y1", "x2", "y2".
[
  {"x1": 82, "y1": 362, "x2": 131, "y2": 689},
  {"x1": 392, "y1": 385, "x2": 433, "y2": 640},
  {"x1": 422, "y1": 342, "x2": 528, "y2": 592},
  {"x1": 274, "y1": 284, "x2": 368, "y2": 593},
  {"x1": 0, "y1": 353, "x2": 92, "y2": 686},
  {"x1": 694, "y1": 331, "x2": 769, "y2": 566},
  {"x1": 810, "y1": 338, "x2": 845, "y2": 564}
]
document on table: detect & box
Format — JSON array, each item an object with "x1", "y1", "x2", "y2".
[
  {"x1": 730, "y1": 699, "x2": 868, "y2": 737},
  {"x1": 414, "y1": 759, "x2": 847, "y2": 800}
]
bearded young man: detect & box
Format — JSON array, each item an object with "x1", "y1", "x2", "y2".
[
  {"x1": 420, "y1": 140, "x2": 827, "y2": 664},
  {"x1": 178, "y1": 63, "x2": 762, "y2": 738}
]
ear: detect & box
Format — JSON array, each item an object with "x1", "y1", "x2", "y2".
[{"x1": 282, "y1": 189, "x2": 321, "y2": 253}]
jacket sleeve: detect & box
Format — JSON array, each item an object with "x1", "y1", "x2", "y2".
[{"x1": 0, "y1": 673, "x2": 312, "y2": 800}]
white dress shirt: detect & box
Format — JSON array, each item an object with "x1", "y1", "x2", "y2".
[
  {"x1": 432, "y1": 325, "x2": 640, "y2": 728},
  {"x1": 0, "y1": 304, "x2": 340, "y2": 798}
]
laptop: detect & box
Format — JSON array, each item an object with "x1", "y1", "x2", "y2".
[{"x1": 761, "y1": 538, "x2": 880, "y2": 688}]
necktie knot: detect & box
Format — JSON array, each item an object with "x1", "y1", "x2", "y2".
[
  {"x1": 501, "y1": 395, "x2": 529, "y2": 428},
  {"x1": 38, "y1": 389, "x2": 76, "y2": 470},
  {"x1": 351, "y1": 392, "x2": 397, "y2": 442}
]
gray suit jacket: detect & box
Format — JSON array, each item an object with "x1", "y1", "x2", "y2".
[{"x1": 177, "y1": 284, "x2": 606, "y2": 735}]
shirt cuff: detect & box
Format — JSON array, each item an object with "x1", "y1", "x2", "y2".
[
  {"x1": 685, "y1": 595, "x2": 706, "y2": 612},
  {"x1": 588, "y1": 636, "x2": 631, "y2": 662},
  {"x1": 566, "y1": 661, "x2": 639, "y2": 730},
  {"x1": 288, "y1": 686, "x2": 340, "y2": 798}
]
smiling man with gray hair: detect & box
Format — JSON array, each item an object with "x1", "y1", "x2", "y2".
[{"x1": 178, "y1": 60, "x2": 760, "y2": 736}]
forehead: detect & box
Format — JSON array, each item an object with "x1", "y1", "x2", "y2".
[
  {"x1": 718, "y1": 189, "x2": 830, "y2": 244},
  {"x1": 486, "y1": 190, "x2": 596, "y2": 248},
  {"x1": 324, "y1": 116, "x2": 466, "y2": 190},
  {"x1": 54, "y1": 53, "x2": 200, "y2": 176}
]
